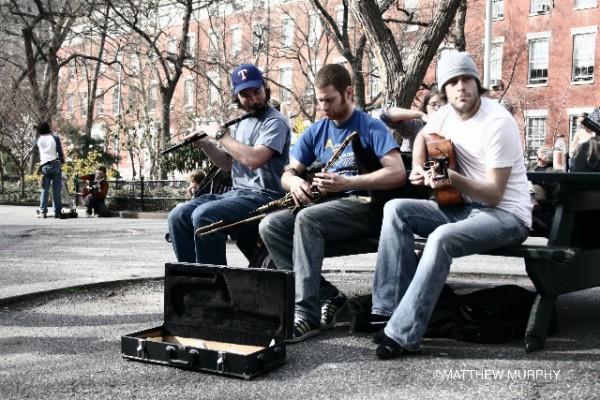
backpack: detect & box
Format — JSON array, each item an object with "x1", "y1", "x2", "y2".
[{"x1": 348, "y1": 284, "x2": 557, "y2": 344}]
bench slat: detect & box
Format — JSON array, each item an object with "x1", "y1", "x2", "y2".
[{"x1": 323, "y1": 238, "x2": 578, "y2": 263}]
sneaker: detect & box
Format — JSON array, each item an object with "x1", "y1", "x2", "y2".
[
  {"x1": 36, "y1": 210, "x2": 47, "y2": 219},
  {"x1": 376, "y1": 335, "x2": 417, "y2": 360},
  {"x1": 372, "y1": 329, "x2": 386, "y2": 344},
  {"x1": 287, "y1": 318, "x2": 320, "y2": 343},
  {"x1": 85, "y1": 212, "x2": 92, "y2": 218},
  {"x1": 350, "y1": 313, "x2": 391, "y2": 333},
  {"x1": 320, "y1": 291, "x2": 347, "y2": 330}
]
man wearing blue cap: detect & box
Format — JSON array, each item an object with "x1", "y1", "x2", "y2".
[
  {"x1": 168, "y1": 64, "x2": 290, "y2": 265},
  {"x1": 370, "y1": 52, "x2": 532, "y2": 359}
]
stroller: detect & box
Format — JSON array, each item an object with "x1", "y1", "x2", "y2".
[{"x1": 58, "y1": 173, "x2": 78, "y2": 218}]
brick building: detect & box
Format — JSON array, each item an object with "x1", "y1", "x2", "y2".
[{"x1": 58, "y1": 0, "x2": 599, "y2": 177}]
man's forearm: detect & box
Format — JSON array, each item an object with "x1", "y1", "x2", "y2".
[
  {"x1": 346, "y1": 166, "x2": 406, "y2": 191},
  {"x1": 196, "y1": 140, "x2": 233, "y2": 171},
  {"x1": 412, "y1": 133, "x2": 427, "y2": 169}
]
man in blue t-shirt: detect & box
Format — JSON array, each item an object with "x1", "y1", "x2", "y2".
[
  {"x1": 168, "y1": 63, "x2": 290, "y2": 265},
  {"x1": 259, "y1": 64, "x2": 406, "y2": 343}
]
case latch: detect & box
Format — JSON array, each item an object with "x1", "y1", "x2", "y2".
[
  {"x1": 216, "y1": 351, "x2": 226, "y2": 374},
  {"x1": 136, "y1": 339, "x2": 146, "y2": 359}
]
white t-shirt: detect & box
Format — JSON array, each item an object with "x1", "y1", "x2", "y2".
[
  {"x1": 422, "y1": 97, "x2": 532, "y2": 227},
  {"x1": 37, "y1": 134, "x2": 59, "y2": 165}
]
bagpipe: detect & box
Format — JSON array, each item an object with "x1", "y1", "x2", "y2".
[
  {"x1": 194, "y1": 132, "x2": 359, "y2": 237},
  {"x1": 161, "y1": 105, "x2": 268, "y2": 155}
]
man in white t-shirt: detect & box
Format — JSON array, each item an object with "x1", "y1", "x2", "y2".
[{"x1": 371, "y1": 52, "x2": 532, "y2": 359}]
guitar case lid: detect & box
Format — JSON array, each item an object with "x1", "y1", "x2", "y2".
[{"x1": 163, "y1": 262, "x2": 294, "y2": 346}]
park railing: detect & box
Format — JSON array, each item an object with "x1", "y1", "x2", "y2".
[
  {"x1": 95, "y1": 177, "x2": 189, "y2": 212},
  {"x1": 0, "y1": 178, "x2": 191, "y2": 212}
]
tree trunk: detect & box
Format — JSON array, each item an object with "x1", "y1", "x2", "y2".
[{"x1": 349, "y1": 0, "x2": 463, "y2": 107}]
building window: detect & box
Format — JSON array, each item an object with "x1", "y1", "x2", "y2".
[
  {"x1": 569, "y1": 114, "x2": 579, "y2": 143},
  {"x1": 305, "y1": 62, "x2": 320, "y2": 98},
  {"x1": 127, "y1": 85, "x2": 138, "y2": 113},
  {"x1": 167, "y1": 38, "x2": 177, "y2": 55},
  {"x1": 207, "y1": 73, "x2": 220, "y2": 105},
  {"x1": 530, "y1": 0, "x2": 551, "y2": 14},
  {"x1": 492, "y1": 0, "x2": 504, "y2": 19},
  {"x1": 308, "y1": 12, "x2": 322, "y2": 47},
  {"x1": 526, "y1": 116, "x2": 547, "y2": 159},
  {"x1": 575, "y1": 0, "x2": 597, "y2": 9},
  {"x1": 528, "y1": 38, "x2": 549, "y2": 85},
  {"x1": 112, "y1": 87, "x2": 120, "y2": 115},
  {"x1": 231, "y1": 27, "x2": 242, "y2": 58},
  {"x1": 368, "y1": 55, "x2": 380, "y2": 100},
  {"x1": 252, "y1": 23, "x2": 265, "y2": 55},
  {"x1": 184, "y1": 79, "x2": 195, "y2": 108},
  {"x1": 148, "y1": 86, "x2": 157, "y2": 113},
  {"x1": 335, "y1": 5, "x2": 345, "y2": 28},
  {"x1": 208, "y1": 32, "x2": 219, "y2": 60},
  {"x1": 404, "y1": 0, "x2": 419, "y2": 32},
  {"x1": 490, "y1": 43, "x2": 503, "y2": 88},
  {"x1": 436, "y1": 48, "x2": 457, "y2": 81},
  {"x1": 129, "y1": 53, "x2": 139, "y2": 75},
  {"x1": 96, "y1": 92, "x2": 104, "y2": 115},
  {"x1": 281, "y1": 17, "x2": 294, "y2": 49},
  {"x1": 572, "y1": 32, "x2": 595, "y2": 82},
  {"x1": 80, "y1": 91, "x2": 88, "y2": 117},
  {"x1": 66, "y1": 94, "x2": 74, "y2": 118},
  {"x1": 185, "y1": 34, "x2": 195, "y2": 58},
  {"x1": 279, "y1": 66, "x2": 293, "y2": 102}
]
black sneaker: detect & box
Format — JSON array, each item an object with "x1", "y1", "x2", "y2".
[
  {"x1": 351, "y1": 313, "x2": 391, "y2": 333},
  {"x1": 287, "y1": 318, "x2": 320, "y2": 343},
  {"x1": 376, "y1": 335, "x2": 414, "y2": 360},
  {"x1": 372, "y1": 329, "x2": 385, "y2": 344},
  {"x1": 321, "y1": 291, "x2": 347, "y2": 330}
]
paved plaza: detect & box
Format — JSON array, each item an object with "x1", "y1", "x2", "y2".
[{"x1": 0, "y1": 205, "x2": 598, "y2": 399}]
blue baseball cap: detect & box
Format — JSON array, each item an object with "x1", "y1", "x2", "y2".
[{"x1": 231, "y1": 64, "x2": 264, "y2": 95}]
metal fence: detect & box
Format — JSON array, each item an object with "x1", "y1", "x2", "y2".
[
  {"x1": 101, "y1": 178, "x2": 189, "y2": 211},
  {"x1": 0, "y1": 178, "x2": 191, "y2": 211}
]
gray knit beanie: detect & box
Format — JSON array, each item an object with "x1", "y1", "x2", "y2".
[{"x1": 437, "y1": 52, "x2": 481, "y2": 90}]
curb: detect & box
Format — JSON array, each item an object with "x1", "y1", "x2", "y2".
[
  {"x1": 0, "y1": 276, "x2": 164, "y2": 308},
  {"x1": 119, "y1": 211, "x2": 169, "y2": 219}
]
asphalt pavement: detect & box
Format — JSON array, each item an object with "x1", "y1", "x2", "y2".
[{"x1": 0, "y1": 205, "x2": 598, "y2": 399}]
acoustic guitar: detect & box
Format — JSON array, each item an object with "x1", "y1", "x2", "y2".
[{"x1": 423, "y1": 133, "x2": 463, "y2": 206}]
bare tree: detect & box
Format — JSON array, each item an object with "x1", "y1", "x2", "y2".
[
  {"x1": 105, "y1": 0, "x2": 214, "y2": 179},
  {"x1": 348, "y1": 0, "x2": 463, "y2": 107},
  {"x1": 1, "y1": 1, "x2": 87, "y2": 123},
  {"x1": 0, "y1": 83, "x2": 38, "y2": 198}
]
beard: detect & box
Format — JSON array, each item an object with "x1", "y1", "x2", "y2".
[{"x1": 452, "y1": 95, "x2": 480, "y2": 117}]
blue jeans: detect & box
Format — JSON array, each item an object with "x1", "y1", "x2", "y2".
[
  {"x1": 373, "y1": 198, "x2": 528, "y2": 351},
  {"x1": 39, "y1": 161, "x2": 62, "y2": 215},
  {"x1": 259, "y1": 197, "x2": 382, "y2": 324},
  {"x1": 167, "y1": 189, "x2": 273, "y2": 265}
]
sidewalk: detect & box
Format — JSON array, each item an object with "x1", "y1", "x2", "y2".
[{"x1": 0, "y1": 204, "x2": 531, "y2": 304}]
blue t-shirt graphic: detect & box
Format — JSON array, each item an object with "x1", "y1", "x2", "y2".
[{"x1": 291, "y1": 108, "x2": 399, "y2": 195}]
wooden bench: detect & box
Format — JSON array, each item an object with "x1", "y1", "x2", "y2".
[{"x1": 323, "y1": 171, "x2": 600, "y2": 352}]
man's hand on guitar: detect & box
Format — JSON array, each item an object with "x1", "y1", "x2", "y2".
[
  {"x1": 289, "y1": 177, "x2": 315, "y2": 207},
  {"x1": 409, "y1": 166, "x2": 426, "y2": 186},
  {"x1": 313, "y1": 172, "x2": 348, "y2": 194},
  {"x1": 423, "y1": 161, "x2": 451, "y2": 189}
]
